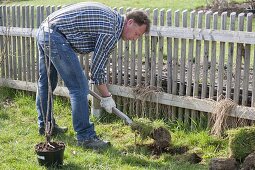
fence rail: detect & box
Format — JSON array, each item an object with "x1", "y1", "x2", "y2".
[{"x1": 1, "y1": 5, "x2": 255, "y2": 129}]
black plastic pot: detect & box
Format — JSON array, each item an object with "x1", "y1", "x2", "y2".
[{"x1": 35, "y1": 141, "x2": 65, "y2": 167}]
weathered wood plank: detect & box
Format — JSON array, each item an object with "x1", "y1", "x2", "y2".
[
  {"x1": 4, "y1": 21, "x2": 255, "y2": 45},
  {"x1": 209, "y1": 12, "x2": 218, "y2": 99},
  {"x1": 26, "y1": 5, "x2": 31, "y2": 82},
  {"x1": 0, "y1": 6, "x2": 4, "y2": 78},
  {"x1": 201, "y1": 11, "x2": 211, "y2": 99},
  {"x1": 200, "y1": 11, "x2": 212, "y2": 128},
  {"x1": 107, "y1": 85, "x2": 255, "y2": 121},
  {"x1": 11, "y1": 5, "x2": 17, "y2": 80},
  {"x1": 157, "y1": 9, "x2": 164, "y2": 88},
  {"x1": 226, "y1": 12, "x2": 236, "y2": 98},
  {"x1": 116, "y1": 8, "x2": 124, "y2": 112},
  {"x1": 6, "y1": 6, "x2": 10, "y2": 79},
  {"x1": 166, "y1": 9, "x2": 172, "y2": 94},
  {"x1": 1, "y1": 78, "x2": 255, "y2": 121},
  {"x1": 149, "y1": 24, "x2": 255, "y2": 44},
  {"x1": 30, "y1": 6, "x2": 35, "y2": 82},
  {"x1": 130, "y1": 37, "x2": 136, "y2": 86},
  {"x1": 135, "y1": 8, "x2": 144, "y2": 117},
  {"x1": 17, "y1": 6, "x2": 22, "y2": 80},
  {"x1": 150, "y1": 8, "x2": 158, "y2": 87},
  {"x1": 172, "y1": 10, "x2": 179, "y2": 96},
  {"x1": 178, "y1": 10, "x2": 187, "y2": 122},
  {"x1": 2, "y1": 6, "x2": 7, "y2": 78},
  {"x1": 242, "y1": 13, "x2": 252, "y2": 105},
  {"x1": 171, "y1": 10, "x2": 179, "y2": 121},
  {"x1": 111, "y1": 8, "x2": 117, "y2": 85},
  {"x1": 186, "y1": 11, "x2": 195, "y2": 97},
  {"x1": 185, "y1": 10, "x2": 196, "y2": 128},
  {"x1": 217, "y1": 12, "x2": 227, "y2": 98},
  {"x1": 179, "y1": 10, "x2": 187, "y2": 96},
  {"x1": 234, "y1": 13, "x2": 245, "y2": 104},
  {"x1": 124, "y1": 8, "x2": 131, "y2": 87},
  {"x1": 21, "y1": 6, "x2": 26, "y2": 81},
  {"x1": 144, "y1": 9, "x2": 150, "y2": 86},
  {"x1": 35, "y1": 6, "x2": 41, "y2": 81},
  {"x1": 192, "y1": 10, "x2": 203, "y2": 130}
]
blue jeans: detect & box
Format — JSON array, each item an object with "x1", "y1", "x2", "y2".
[{"x1": 36, "y1": 26, "x2": 96, "y2": 140}]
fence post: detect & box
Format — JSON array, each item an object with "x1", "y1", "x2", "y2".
[{"x1": 90, "y1": 83, "x2": 103, "y2": 117}]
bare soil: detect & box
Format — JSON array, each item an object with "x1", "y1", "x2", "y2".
[
  {"x1": 35, "y1": 141, "x2": 65, "y2": 152},
  {"x1": 148, "y1": 144, "x2": 189, "y2": 156}
]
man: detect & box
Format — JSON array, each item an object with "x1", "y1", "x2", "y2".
[{"x1": 36, "y1": 2, "x2": 150, "y2": 149}]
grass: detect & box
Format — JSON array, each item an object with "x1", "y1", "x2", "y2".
[
  {"x1": 0, "y1": 87, "x2": 229, "y2": 169},
  {"x1": 2, "y1": 0, "x2": 208, "y2": 11}
]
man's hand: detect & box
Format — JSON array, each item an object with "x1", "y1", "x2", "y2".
[{"x1": 100, "y1": 95, "x2": 116, "y2": 113}]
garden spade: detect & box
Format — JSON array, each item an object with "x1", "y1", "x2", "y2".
[{"x1": 89, "y1": 89, "x2": 133, "y2": 125}]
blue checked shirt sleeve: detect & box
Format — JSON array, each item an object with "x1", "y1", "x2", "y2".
[{"x1": 91, "y1": 33, "x2": 116, "y2": 85}]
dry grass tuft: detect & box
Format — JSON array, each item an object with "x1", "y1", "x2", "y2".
[
  {"x1": 210, "y1": 97, "x2": 237, "y2": 137},
  {"x1": 133, "y1": 85, "x2": 164, "y2": 118}
]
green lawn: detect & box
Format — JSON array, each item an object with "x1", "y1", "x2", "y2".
[
  {"x1": 0, "y1": 87, "x2": 228, "y2": 169},
  {"x1": 0, "y1": 0, "x2": 215, "y2": 11}
]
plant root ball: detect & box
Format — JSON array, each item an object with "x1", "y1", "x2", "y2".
[
  {"x1": 151, "y1": 126, "x2": 171, "y2": 149},
  {"x1": 130, "y1": 118, "x2": 171, "y2": 149}
]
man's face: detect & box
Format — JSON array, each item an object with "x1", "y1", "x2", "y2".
[{"x1": 122, "y1": 19, "x2": 147, "y2": 41}]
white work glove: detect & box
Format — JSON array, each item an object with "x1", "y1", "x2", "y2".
[{"x1": 100, "y1": 95, "x2": 116, "y2": 113}]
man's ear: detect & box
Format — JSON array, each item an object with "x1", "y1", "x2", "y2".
[{"x1": 127, "y1": 19, "x2": 134, "y2": 25}]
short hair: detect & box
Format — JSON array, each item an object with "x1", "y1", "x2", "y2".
[{"x1": 126, "y1": 10, "x2": 151, "y2": 33}]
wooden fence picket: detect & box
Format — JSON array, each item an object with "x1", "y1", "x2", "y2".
[
  {"x1": 0, "y1": 6, "x2": 3, "y2": 78},
  {"x1": 171, "y1": 10, "x2": 179, "y2": 122},
  {"x1": 209, "y1": 12, "x2": 218, "y2": 99},
  {"x1": 6, "y1": 6, "x2": 11, "y2": 79},
  {"x1": 242, "y1": 13, "x2": 252, "y2": 105},
  {"x1": 185, "y1": 10, "x2": 196, "y2": 128},
  {"x1": 191, "y1": 10, "x2": 203, "y2": 130},
  {"x1": 11, "y1": 5, "x2": 17, "y2": 80},
  {"x1": 2, "y1": 6, "x2": 7, "y2": 78},
  {"x1": 30, "y1": 6, "x2": 35, "y2": 82},
  {"x1": 234, "y1": 13, "x2": 244, "y2": 104},
  {"x1": 226, "y1": 12, "x2": 236, "y2": 99},
  {"x1": 144, "y1": 8, "x2": 150, "y2": 87},
  {"x1": 117, "y1": 7, "x2": 124, "y2": 111}
]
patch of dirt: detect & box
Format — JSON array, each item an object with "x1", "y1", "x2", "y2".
[
  {"x1": 1, "y1": 97, "x2": 14, "y2": 108},
  {"x1": 147, "y1": 144, "x2": 202, "y2": 164},
  {"x1": 148, "y1": 144, "x2": 189, "y2": 156}
]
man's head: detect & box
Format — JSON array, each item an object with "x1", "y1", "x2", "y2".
[{"x1": 121, "y1": 10, "x2": 151, "y2": 41}]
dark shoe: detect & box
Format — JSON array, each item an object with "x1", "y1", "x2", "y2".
[
  {"x1": 39, "y1": 124, "x2": 68, "y2": 136},
  {"x1": 77, "y1": 136, "x2": 111, "y2": 150}
]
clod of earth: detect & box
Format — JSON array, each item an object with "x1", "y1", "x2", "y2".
[
  {"x1": 130, "y1": 118, "x2": 171, "y2": 149},
  {"x1": 241, "y1": 152, "x2": 255, "y2": 170},
  {"x1": 208, "y1": 158, "x2": 239, "y2": 170},
  {"x1": 228, "y1": 126, "x2": 255, "y2": 162}
]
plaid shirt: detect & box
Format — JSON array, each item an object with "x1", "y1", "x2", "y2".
[{"x1": 44, "y1": 2, "x2": 124, "y2": 85}]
